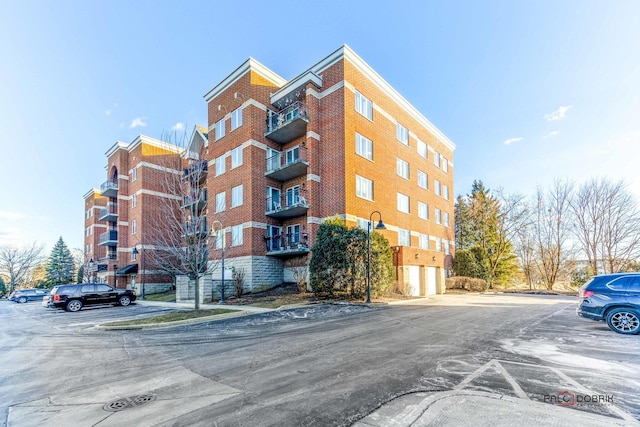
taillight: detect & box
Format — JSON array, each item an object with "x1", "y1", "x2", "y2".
[
  {"x1": 54, "y1": 295, "x2": 60, "y2": 302},
  {"x1": 580, "y1": 290, "x2": 595, "y2": 298}
]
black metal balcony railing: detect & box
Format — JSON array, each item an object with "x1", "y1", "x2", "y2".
[
  {"x1": 265, "y1": 233, "x2": 310, "y2": 257},
  {"x1": 265, "y1": 146, "x2": 309, "y2": 181},
  {"x1": 265, "y1": 101, "x2": 309, "y2": 143},
  {"x1": 265, "y1": 191, "x2": 309, "y2": 219},
  {"x1": 100, "y1": 179, "x2": 118, "y2": 198},
  {"x1": 184, "y1": 161, "x2": 208, "y2": 183},
  {"x1": 98, "y1": 204, "x2": 118, "y2": 222},
  {"x1": 183, "y1": 191, "x2": 207, "y2": 211},
  {"x1": 98, "y1": 230, "x2": 118, "y2": 246},
  {"x1": 183, "y1": 220, "x2": 208, "y2": 238}
]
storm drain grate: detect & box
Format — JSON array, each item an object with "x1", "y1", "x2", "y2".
[{"x1": 103, "y1": 393, "x2": 157, "y2": 412}]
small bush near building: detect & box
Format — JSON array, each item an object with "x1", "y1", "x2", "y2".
[
  {"x1": 232, "y1": 267, "x2": 245, "y2": 298},
  {"x1": 446, "y1": 276, "x2": 487, "y2": 292}
]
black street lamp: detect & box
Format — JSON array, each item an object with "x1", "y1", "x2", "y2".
[
  {"x1": 113, "y1": 264, "x2": 118, "y2": 289},
  {"x1": 88, "y1": 258, "x2": 95, "y2": 283},
  {"x1": 367, "y1": 211, "x2": 386, "y2": 304},
  {"x1": 132, "y1": 245, "x2": 145, "y2": 299},
  {"x1": 211, "y1": 221, "x2": 225, "y2": 304}
]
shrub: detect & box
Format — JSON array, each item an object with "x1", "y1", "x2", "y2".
[
  {"x1": 232, "y1": 267, "x2": 245, "y2": 298},
  {"x1": 446, "y1": 276, "x2": 487, "y2": 292}
]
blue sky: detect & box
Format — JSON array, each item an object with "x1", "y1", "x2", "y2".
[{"x1": 1, "y1": 0, "x2": 639, "y2": 254}]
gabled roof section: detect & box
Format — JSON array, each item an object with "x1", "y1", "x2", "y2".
[
  {"x1": 83, "y1": 188, "x2": 102, "y2": 200},
  {"x1": 203, "y1": 57, "x2": 287, "y2": 103},
  {"x1": 104, "y1": 135, "x2": 184, "y2": 158},
  {"x1": 185, "y1": 125, "x2": 209, "y2": 157}
]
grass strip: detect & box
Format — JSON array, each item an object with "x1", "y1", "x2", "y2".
[{"x1": 104, "y1": 309, "x2": 239, "y2": 326}]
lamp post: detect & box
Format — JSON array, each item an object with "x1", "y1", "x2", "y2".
[
  {"x1": 367, "y1": 211, "x2": 386, "y2": 304},
  {"x1": 211, "y1": 220, "x2": 225, "y2": 304},
  {"x1": 132, "y1": 245, "x2": 145, "y2": 299},
  {"x1": 88, "y1": 258, "x2": 95, "y2": 283},
  {"x1": 113, "y1": 264, "x2": 118, "y2": 289}
]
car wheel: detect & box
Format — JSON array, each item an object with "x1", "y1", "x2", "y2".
[
  {"x1": 118, "y1": 295, "x2": 131, "y2": 306},
  {"x1": 66, "y1": 300, "x2": 83, "y2": 312},
  {"x1": 18, "y1": 296, "x2": 27, "y2": 303},
  {"x1": 606, "y1": 308, "x2": 640, "y2": 334}
]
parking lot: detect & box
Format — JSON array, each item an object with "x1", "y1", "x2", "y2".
[{"x1": 2, "y1": 293, "x2": 639, "y2": 426}]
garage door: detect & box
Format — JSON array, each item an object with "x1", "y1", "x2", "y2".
[
  {"x1": 408, "y1": 266, "x2": 420, "y2": 296},
  {"x1": 427, "y1": 267, "x2": 437, "y2": 295}
]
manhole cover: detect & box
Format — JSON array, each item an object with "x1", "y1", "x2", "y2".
[{"x1": 103, "y1": 394, "x2": 157, "y2": 412}]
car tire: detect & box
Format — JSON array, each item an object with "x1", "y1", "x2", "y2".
[
  {"x1": 66, "y1": 300, "x2": 83, "y2": 312},
  {"x1": 118, "y1": 295, "x2": 131, "y2": 306},
  {"x1": 18, "y1": 296, "x2": 27, "y2": 303},
  {"x1": 606, "y1": 308, "x2": 640, "y2": 334}
]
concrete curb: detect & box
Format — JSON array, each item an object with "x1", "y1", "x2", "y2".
[{"x1": 95, "y1": 309, "x2": 252, "y2": 330}]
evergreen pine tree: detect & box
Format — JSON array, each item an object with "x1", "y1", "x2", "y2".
[{"x1": 45, "y1": 237, "x2": 75, "y2": 287}]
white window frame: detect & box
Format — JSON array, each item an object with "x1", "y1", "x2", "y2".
[
  {"x1": 355, "y1": 91, "x2": 373, "y2": 120},
  {"x1": 231, "y1": 146, "x2": 243, "y2": 169},
  {"x1": 131, "y1": 194, "x2": 137, "y2": 208},
  {"x1": 435, "y1": 208, "x2": 442, "y2": 225},
  {"x1": 418, "y1": 170, "x2": 428, "y2": 190},
  {"x1": 216, "y1": 191, "x2": 226, "y2": 212},
  {"x1": 434, "y1": 151, "x2": 441, "y2": 168},
  {"x1": 436, "y1": 238, "x2": 443, "y2": 252},
  {"x1": 434, "y1": 180, "x2": 441, "y2": 196},
  {"x1": 131, "y1": 167, "x2": 137, "y2": 182},
  {"x1": 356, "y1": 175, "x2": 373, "y2": 201},
  {"x1": 396, "y1": 123, "x2": 409, "y2": 145},
  {"x1": 231, "y1": 107, "x2": 243, "y2": 130},
  {"x1": 231, "y1": 224, "x2": 243, "y2": 246},
  {"x1": 419, "y1": 234, "x2": 429, "y2": 250},
  {"x1": 131, "y1": 220, "x2": 137, "y2": 235},
  {"x1": 355, "y1": 132, "x2": 373, "y2": 161},
  {"x1": 396, "y1": 158, "x2": 409, "y2": 180},
  {"x1": 444, "y1": 240, "x2": 451, "y2": 255},
  {"x1": 231, "y1": 185, "x2": 243, "y2": 208},
  {"x1": 443, "y1": 184, "x2": 449, "y2": 200},
  {"x1": 214, "y1": 229, "x2": 226, "y2": 250},
  {"x1": 417, "y1": 139, "x2": 427, "y2": 159},
  {"x1": 441, "y1": 156, "x2": 448, "y2": 173},
  {"x1": 215, "y1": 118, "x2": 225, "y2": 140},
  {"x1": 444, "y1": 212, "x2": 450, "y2": 227},
  {"x1": 215, "y1": 155, "x2": 226, "y2": 176},
  {"x1": 418, "y1": 202, "x2": 429, "y2": 220},
  {"x1": 397, "y1": 193, "x2": 410, "y2": 213},
  {"x1": 398, "y1": 228, "x2": 411, "y2": 247}
]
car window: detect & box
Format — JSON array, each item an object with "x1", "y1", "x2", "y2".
[
  {"x1": 627, "y1": 277, "x2": 640, "y2": 292},
  {"x1": 607, "y1": 276, "x2": 634, "y2": 291},
  {"x1": 96, "y1": 285, "x2": 112, "y2": 292},
  {"x1": 81, "y1": 284, "x2": 95, "y2": 293}
]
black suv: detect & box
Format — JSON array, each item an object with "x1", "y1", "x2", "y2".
[
  {"x1": 50, "y1": 284, "x2": 136, "y2": 312},
  {"x1": 577, "y1": 272, "x2": 640, "y2": 334}
]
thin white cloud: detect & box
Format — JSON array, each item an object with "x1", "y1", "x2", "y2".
[
  {"x1": 504, "y1": 137, "x2": 523, "y2": 145},
  {"x1": 172, "y1": 122, "x2": 185, "y2": 131},
  {"x1": 544, "y1": 105, "x2": 573, "y2": 122},
  {"x1": 105, "y1": 110, "x2": 112, "y2": 116},
  {"x1": 543, "y1": 131, "x2": 559, "y2": 139},
  {"x1": 130, "y1": 117, "x2": 148, "y2": 128}
]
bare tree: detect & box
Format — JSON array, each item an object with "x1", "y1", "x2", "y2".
[
  {"x1": 142, "y1": 129, "x2": 220, "y2": 310},
  {"x1": 513, "y1": 220, "x2": 539, "y2": 289},
  {"x1": 533, "y1": 180, "x2": 575, "y2": 290},
  {"x1": 0, "y1": 242, "x2": 45, "y2": 293},
  {"x1": 571, "y1": 178, "x2": 640, "y2": 274}
]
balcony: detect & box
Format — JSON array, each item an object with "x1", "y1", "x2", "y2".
[
  {"x1": 266, "y1": 191, "x2": 309, "y2": 219},
  {"x1": 183, "y1": 191, "x2": 207, "y2": 212},
  {"x1": 265, "y1": 234, "x2": 310, "y2": 258},
  {"x1": 98, "y1": 204, "x2": 118, "y2": 222},
  {"x1": 265, "y1": 146, "x2": 309, "y2": 181},
  {"x1": 265, "y1": 101, "x2": 309, "y2": 144},
  {"x1": 100, "y1": 179, "x2": 118, "y2": 198},
  {"x1": 98, "y1": 230, "x2": 118, "y2": 247},
  {"x1": 182, "y1": 220, "x2": 208, "y2": 239},
  {"x1": 184, "y1": 160, "x2": 208, "y2": 184}
]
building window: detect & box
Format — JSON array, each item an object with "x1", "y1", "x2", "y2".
[
  {"x1": 231, "y1": 224, "x2": 243, "y2": 246},
  {"x1": 418, "y1": 170, "x2": 428, "y2": 189},
  {"x1": 231, "y1": 146, "x2": 243, "y2": 168},
  {"x1": 85, "y1": 227, "x2": 90, "y2": 237},
  {"x1": 398, "y1": 228, "x2": 411, "y2": 247},
  {"x1": 417, "y1": 139, "x2": 427, "y2": 159},
  {"x1": 356, "y1": 175, "x2": 373, "y2": 201},
  {"x1": 356, "y1": 132, "x2": 373, "y2": 160},
  {"x1": 267, "y1": 187, "x2": 281, "y2": 211},
  {"x1": 216, "y1": 191, "x2": 226, "y2": 212},
  {"x1": 419, "y1": 234, "x2": 429, "y2": 250},
  {"x1": 131, "y1": 251, "x2": 137, "y2": 261},
  {"x1": 434, "y1": 180, "x2": 441, "y2": 196},
  {"x1": 231, "y1": 107, "x2": 243, "y2": 130},
  {"x1": 397, "y1": 193, "x2": 410, "y2": 213},
  {"x1": 215, "y1": 155, "x2": 226, "y2": 176},
  {"x1": 396, "y1": 123, "x2": 409, "y2": 145},
  {"x1": 231, "y1": 185, "x2": 243, "y2": 208},
  {"x1": 286, "y1": 146, "x2": 300, "y2": 164},
  {"x1": 443, "y1": 184, "x2": 449, "y2": 200},
  {"x1": 435, "y1": 209, "x2": 442, "y2": 225},
  {"x1": 444, "y1": 212, "x2": 450, "y2": 227},
  {"x1": 444, "y1": 240, "x2": 451, "y2": 255},
  {"x1": 436, "y1": 238, "x2": 442, "y2": 252},
  {"x1": 355, "y1": 91, "x2": 373, "y2": 120},
  {"x1": 131, "y1": 194, "x2": 137, "y2": 208},
  {"x1": 286, "y1": 186, "x2": 301, "y2": 206},
  {"x1": 215, "y1": 228, "x2": 225, "y2": 249},
  {"x1": 286, "y1": 225, "x2": 301, "y2": 246},
  {"x1": 396, "y1": 158, "x2": 409, "y2": 180},
  {"x1": 418, "y1": 202, "x2": 429, "y2": 220},
  {"x1": 434, "y1": 151, "x2": 441, "y2": 168},
  {"x1": 215, "y1": 119, "x2": 225, "y2": 140},
  {"x1": 356, "y1": 218, "x2": 369, "y2": 230},
  {"x1": 131, "y1": 167, "x2": 137, "y2": 182},
  {"x1": 131, "y1": 220, "x2": 137, "y2": 235},
  {"x1": 441, "y1": 156, "x2": 448, "y2": 173}
]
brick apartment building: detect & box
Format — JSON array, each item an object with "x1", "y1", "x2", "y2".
[{"x1": 84, "y1": 44, "x2": 455, "y2": 299}]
